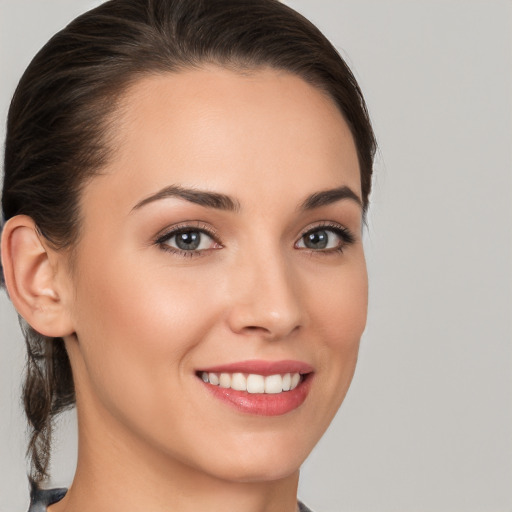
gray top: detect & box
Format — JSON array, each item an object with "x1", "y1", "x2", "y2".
[
  {"x1": 28, "y1": 487, "x2": 314, "y2": 512},
  {"x1": 298, "y1": 500, "x2": 314, "y2": 512},
  {"x1": 27, "y1": 488, "x2": 67, "y2": 512}
]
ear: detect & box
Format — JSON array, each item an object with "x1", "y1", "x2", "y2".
[{"x1": 1, "y1": 215, "x2": 75, "y2": 337}]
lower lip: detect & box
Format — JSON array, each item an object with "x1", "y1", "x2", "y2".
[{"x1": 199, "y1": 375, "x2": 313, "y2": 416}]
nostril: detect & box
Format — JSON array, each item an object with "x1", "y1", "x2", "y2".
[{"x1": 239, "y1": 324, "x2": 301, "y2": 341}]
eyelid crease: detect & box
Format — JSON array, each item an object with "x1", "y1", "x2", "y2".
[
  {"x1": 298, "y1": 221, "x2": 355, "y2": 241},
  {"x1": 153, "y1": 221, "x2": 220, "y2": 245}
]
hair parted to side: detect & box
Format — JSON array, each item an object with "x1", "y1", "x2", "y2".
[{"x1": 1, "y1": 0, "x2": 376, "y2": 484}]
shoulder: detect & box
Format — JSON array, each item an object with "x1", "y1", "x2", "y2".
[{"x1": 28, "y1": 487, "x2": 67, "y2": 512}]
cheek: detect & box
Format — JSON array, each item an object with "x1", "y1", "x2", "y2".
[
  {"x1": 75, "y1": 247, "x2": 218, "y2": 342},
  {"x1": 304, "y1": 254, "x2": 367, "y2": 410},
  {"x1": 309, "y1": 253, "x2": 368, "y2": 345},
  {"x1": 69, "y1": 253, "x2": 222, "y2": 412}
]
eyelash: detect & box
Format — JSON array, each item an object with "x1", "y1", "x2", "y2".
[
  {"x1": 154, "y1": 222, "x2": 355, "y2": 258},
  {"x1": 154, "y1": 222, "x2": 221, "y2": 258},
  {"x1": 296, "y1": 223, "x2": 356, "y2": 254}
]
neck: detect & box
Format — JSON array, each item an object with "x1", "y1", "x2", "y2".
[{"x1": 49, "y1": 399, "x2": 300, "y2": 512}]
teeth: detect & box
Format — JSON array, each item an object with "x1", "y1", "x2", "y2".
[
  {"x1": 264, "y1": 374, "x2": 283, "y2": 394},
  {"x1": 200, "y1": 371, "x2": 303, "y2": 393},
  {"x1": 282, "y1": 373, "x2": 291, "y2": 391},
  {"x1": 247, "y1": 374, "x2": 265, "y2": 393},
  {"x1": 219, "y1": 373, "x2": 231, "y2": 388},
  {"x1": 231, "y1": 372, "x2": 247, "y2": 391}
]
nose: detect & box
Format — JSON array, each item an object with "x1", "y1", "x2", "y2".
[{"x1": 225, "y1": 250, "x2": 304, "y2": 340}]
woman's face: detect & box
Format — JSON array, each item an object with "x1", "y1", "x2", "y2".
[{"x1": 63, "y1": 67, "x2": 367, "y2": 482}]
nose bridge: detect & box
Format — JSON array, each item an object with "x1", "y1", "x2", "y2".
[{"x1": 227, "y1": 241, "x2": 303, "y2": 338}]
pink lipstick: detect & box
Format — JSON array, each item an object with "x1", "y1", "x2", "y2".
[{"x1": 196, "y1": 360, "x2": 314, "y2": 416}]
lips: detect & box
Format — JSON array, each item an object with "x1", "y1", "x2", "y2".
[
  {"x1": 196, "y1": 360, "x2": 314, "y2": 416},
  {"x1": 198, "y1": 359, "x2": 314, "y2": 376}
]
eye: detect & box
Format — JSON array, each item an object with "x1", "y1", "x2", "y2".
[
  {"x1": 295, "y1": 224, "x2": 355, "y2": 252},
  {"x1": 155, "y1": 225, "x2": 220, "y2": 256},
  {"x1": 168, "y1": 230, "x2": 211, "y2": 251}
]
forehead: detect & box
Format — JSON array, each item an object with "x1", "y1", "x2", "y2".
[{"x1": 85, "y1": 66, "x2": 361, "y2": 213}]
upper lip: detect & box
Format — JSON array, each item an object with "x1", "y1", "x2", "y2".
[{"x1": 196, "y1": 359, "x2": 314, "y2": 376}]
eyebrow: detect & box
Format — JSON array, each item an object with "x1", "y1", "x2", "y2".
[
  {"x1": 131, "y1": 185, "x2": 240, "y2": 212},
  {"x1": 299, "y1": 186, "x2": 362, "y2": 210},
  {"x1": 131, "y1": 184, "x2": 361, "y2": 213}
]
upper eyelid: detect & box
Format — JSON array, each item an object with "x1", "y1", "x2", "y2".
[
  {"x1": 298, "y1": 221, "x2": 351, "y2": 236},
  {"x1": 154, "y1": 222, "x2": 219, "y2": 243}
]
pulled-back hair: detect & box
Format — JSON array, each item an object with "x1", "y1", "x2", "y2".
[{"x1": 1, "y1": 0, "x2": 376, "y2": 483}]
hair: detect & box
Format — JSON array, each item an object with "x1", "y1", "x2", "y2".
[{"x1": 1, "y1": 0, "x2": 376, "y2": 483}]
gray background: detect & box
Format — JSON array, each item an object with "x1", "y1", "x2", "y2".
[{"x1": 1, "y1": 1, "x2": 511, "y2": 511}]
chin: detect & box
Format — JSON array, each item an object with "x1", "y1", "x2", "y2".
[
  {"x1": 193, "y1": 432, "x2": 312, "y2": 484},
  {"x1": 209, "y1": 459, "x2": 302, "y2": 484}
]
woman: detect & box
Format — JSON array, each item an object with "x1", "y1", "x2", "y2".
[{"x1": 0, "y1": 0, "x2": 375, "y2": 511}]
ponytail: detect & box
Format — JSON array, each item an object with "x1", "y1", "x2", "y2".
[{"x1": 21, "y1": 321, "x2": 74, "y2": 482}]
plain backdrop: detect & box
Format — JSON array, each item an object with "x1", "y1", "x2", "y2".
[{"x1": 1, "y1": 1, "x2": 511, "y2": 511}]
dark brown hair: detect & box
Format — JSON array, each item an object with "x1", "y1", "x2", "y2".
[{"x1": 1, "y1": 0, "x2": 376, "y2": 483}]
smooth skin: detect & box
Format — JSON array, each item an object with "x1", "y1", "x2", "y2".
[{"x1": 2, "y1": 67, "x2": 367, "y2": 512}]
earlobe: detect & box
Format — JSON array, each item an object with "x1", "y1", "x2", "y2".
[{"x1": 1, "y1": 215, "x2": 75, "y2": 337}]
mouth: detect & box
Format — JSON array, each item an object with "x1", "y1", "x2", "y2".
[
  {"x1": 195, "y1": 360, "x2": 314, "y2": 416},
  {"x1": 198, "y1": 371, "x2": 304, "y2": 393}
]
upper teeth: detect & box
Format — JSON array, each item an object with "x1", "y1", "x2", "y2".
[{"x1": 201, "y1": 372, "x2": 302, "y2": 394}]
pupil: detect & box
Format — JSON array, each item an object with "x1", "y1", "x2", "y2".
[
  {"x1": 305, "y1": 230, "x2": 328, "y2": 249},
  {"x1": 176, "y1": 231, "x2": 200, "y2": 250}
]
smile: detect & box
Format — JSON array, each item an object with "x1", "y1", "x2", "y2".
[
  {"x1": 196, "y1": 360, "x2": 314, "y2": 416},
  {"x1": 200, "y1": 372, "x2": 302, "y2": 394}
]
